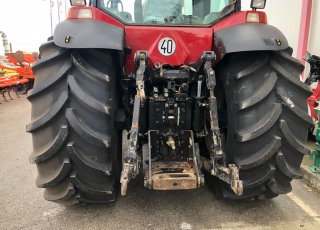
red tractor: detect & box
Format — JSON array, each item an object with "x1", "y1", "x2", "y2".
[{"x1": 27, "y1": 0, "x2": 312, "y2": 205}]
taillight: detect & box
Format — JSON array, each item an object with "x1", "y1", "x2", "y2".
[
  {"x1": 67, "y1": 7, "x2": 92, "y2": 19},
  {"x1": 246, "y1": 12, "x2": 259, "y2": 22},
  {"x1": 246, "y1": 11, "x2": 268, "y2": 24},
  {"x1": 78, "y1": 9, "x2": 92, "y2": 19}
]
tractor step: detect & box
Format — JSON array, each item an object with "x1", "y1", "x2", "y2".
[{"x1": 148, "y1": 162, "x2": 197, "y2": 190}]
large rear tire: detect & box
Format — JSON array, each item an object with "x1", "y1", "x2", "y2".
[
  {"x1": 27, "y1": 41, "x2": 121, "y2": 204},
  {"x1": 215, "y1": 47, "x2": 313, "y2": 199}
]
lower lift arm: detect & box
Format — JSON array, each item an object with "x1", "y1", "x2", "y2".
[{"x1": 201, "y1": 51, "x2": 243, "y2": 196}]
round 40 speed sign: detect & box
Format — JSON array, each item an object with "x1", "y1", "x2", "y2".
[{"x1": 158, "y1": 37, "x2": 176, "y2": 56}]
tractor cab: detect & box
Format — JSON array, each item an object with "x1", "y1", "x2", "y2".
[{"x1": 99, "y1": 0, "x2": 237, "y2": 25}]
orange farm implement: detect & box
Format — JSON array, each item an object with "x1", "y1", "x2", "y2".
[{"x1": 0, "y1": 51, "x2": 38, "y2": 103}]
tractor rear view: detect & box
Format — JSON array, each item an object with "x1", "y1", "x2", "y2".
[{"x1": 27, "y1": 0, "x2": 312, "y2": 204}]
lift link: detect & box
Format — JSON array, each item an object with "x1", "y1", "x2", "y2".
[
  {"x1": 120, "y1": 51, "x2": 148, "y2": 196},
  {"x1": 135, "y1": 51, "x2": 148, "y2": 100},
  {"x1": 202, "y1": 51, "x2": 243, "y2": 196}
]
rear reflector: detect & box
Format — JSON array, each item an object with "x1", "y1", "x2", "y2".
[{"x1": 78, "y1": 9, "x2": 92, "y2": 19}]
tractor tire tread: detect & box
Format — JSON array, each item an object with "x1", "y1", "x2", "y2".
[
  {"x1": 29, "y1": 126, "x2": 68, "y2": 164},
  {"x1": 28, "y1": 61, "x2": 71, "y2": 98},
  {"x1": 28, "y1": 41, "x2": 119, "y2": 204},
  {"x1": 214, "y1": 47, "x2": 311, "y2": 199},
  {"x1": 237, "y1": 72, "x2": 277, "y2": 111}
]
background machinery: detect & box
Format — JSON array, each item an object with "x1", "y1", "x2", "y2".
[{"x1": 0, "y1": 31, "x2": 38, "y2": 103}]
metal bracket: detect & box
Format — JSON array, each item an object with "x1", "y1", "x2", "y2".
[
  {"x1": 192, "y1": 134, "x2": 205, "y2": 187},
  {"x1": 202, "y1": 51, "x2": 243, "y2": 196},
  {"x1": 202, "y1": 159, "x2": 243, "y2": 195},
  {"x1": 143, "y1": 130, "x2": 204, "y2": 190},
  {"x1": 202, "y1": 51, "x2": 216, "y2": 91}
]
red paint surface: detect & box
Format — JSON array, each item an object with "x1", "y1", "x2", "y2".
[
  {"x1": 66, "y1": 8, "x2": 268, "y2": 75},
  {"x1": 297, "y1": 0, "x2": 312, "y2": 76},
  {"x1": 124, "y1": 11, "x2": 267, "y2": 74},
  {"x1": 125, "y1": 27, "x2": 213, "y2": 74},
  {"x1": 308, "y1": 84, "x2": 320, "y2": 120},
  {"x1": 213, "y1": 11, "x2": 267, "y2": 31},
  {"x1": 67, "y1": 6, "x2": 124, "y2": 28}
]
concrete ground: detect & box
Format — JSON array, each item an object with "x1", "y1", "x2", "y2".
[{"x1": 1, "y1": 95, "x2": 320, "y2": 230}]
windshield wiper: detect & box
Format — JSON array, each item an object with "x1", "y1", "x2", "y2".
[
  {"x1": 164, "y1": 16, "x2": 177, "y2": 24},
  {"x1": 183, "y1": 15, "x2": 203, "y2": 25}
]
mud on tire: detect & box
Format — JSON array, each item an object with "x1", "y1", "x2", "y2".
[
  {"x1": 27, "y1": 41, "x2": 120, "y2": 204},
  {"x1": 214, "y1": 47, "x2": 313, "y2": 199}
]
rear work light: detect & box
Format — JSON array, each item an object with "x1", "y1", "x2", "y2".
[
  {"x1": 70, "y1": 0, "x2": 86, "y2": 6},
  {"x1": 251, "y1": 0, "x2": 267, "y2": 9}
]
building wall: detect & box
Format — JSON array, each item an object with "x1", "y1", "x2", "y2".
[
  {"x1": 302, "y1": 0, "x2": 320, "y2": 84},
  {"x1": 308, "y1": 0, "x2": 320, "y2": 58},
  {"x1": 242, "y1": 0, "x2": 302, "y2": 58}
]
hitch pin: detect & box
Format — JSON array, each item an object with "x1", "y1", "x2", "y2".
[{"x1": 197, "y1": 81, "x2": 202, "y2": 98}]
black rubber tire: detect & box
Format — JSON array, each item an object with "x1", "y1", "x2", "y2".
[
  {"x1": 214, "y1": 47, "x2": 313, "y2": 199},
  {"x1": 27, "y1": 41, "x2": 121, "y2": 204}
]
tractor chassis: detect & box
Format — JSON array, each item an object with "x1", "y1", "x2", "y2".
[{"x1": 120, "y1": 51, "x2": 243, "y2": 196}]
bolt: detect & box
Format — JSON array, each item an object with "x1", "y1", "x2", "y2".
[
  {"x1": 181, "y1": 83, "x2": 188, "y2": 91},
  {"x1": 156, "y1": 121, "x2": 159, "y2": 124},
  {"x1": 154, "y1": 93, "x2": 159, "y2": 98},
  {"x1": 156, "y1": 108, "x2": 160, "y2": 112},
  {"x1": 153, "y1": 87, "x2": 158, "y2": 92},
  {"x1": 181, "y1": 121, "x2": 185, "y2": 125},
  {"x1": 155, "y1": 62, "x2": 161, "y2": 69},
  {"x1": 156, "y1": 102, "x2": 160, "y2": 107},
  {"x1": 164, "y1": 92, "x2": 169, "y2": 97},
  {"x1": 209, "y1": 70, "x2": 214, "y2": 75},
  {"x1": 181, "y1": 102, "x2": 185, "y2": 106},
  {"x1": 181, "y1": 109, "x2": 185, "y2": 113}
]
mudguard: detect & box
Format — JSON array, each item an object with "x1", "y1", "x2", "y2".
[
  {"x1": 214, "y1": 23, "x2": 288, "y2": 59},
  {"x1": 53, "y1": 19, "x2": 124, "y2": 50}
]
